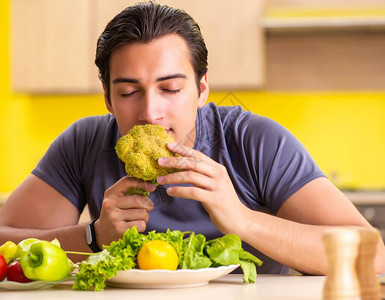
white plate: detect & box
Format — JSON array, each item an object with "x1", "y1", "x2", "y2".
[
  {"x1": 0, "y1": 277, "x2": 74, "y2": 290},
  {"x1": 106, "y1": 265, "x2": 239, "y2": 289}
]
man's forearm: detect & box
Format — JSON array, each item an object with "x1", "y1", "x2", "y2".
[
  {"x1": 238, "y1": 210, "x2": 328, "y2": 274},
  {"x1": 239, "y1": 210, "x2": 385, "y2": 275},
  {"x1": 0, "y1": 224, "x2": 92, "y2": 262}
]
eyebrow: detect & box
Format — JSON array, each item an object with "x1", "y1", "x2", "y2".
[
  {"x1": 112, "y1": 73, "x2": 187, "y2": 84},
  {"x1": 156, "y1": 73, "x2": 187, "y2": 82},
  {"x1": 112, "y1": 77, "x2": 139, "y2": 84}
]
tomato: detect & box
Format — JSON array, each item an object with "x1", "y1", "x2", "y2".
[
  {"x1": 6, "y1": 261, "x2": 33, "y2": 283},
  {"x1": 0, "y1": 254, "x2": 6, "y2": 281}
]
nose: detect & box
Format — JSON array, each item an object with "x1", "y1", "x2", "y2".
[{"x1": 138, "y1": 91, "x2": 165, "y2": 124}]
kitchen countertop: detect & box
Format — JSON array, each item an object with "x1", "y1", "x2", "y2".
[
  {"x1": 2, "y1": 274, "x2": 384, "y2": 300},
  {"x1": 343, "y1": 191, "x2": 385, "y2": 205},
  {"x1": 0, "y1": 274, "x2": 328, "y2": 300}
]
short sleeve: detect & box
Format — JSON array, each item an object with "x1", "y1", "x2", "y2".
[
  {"x1": 241, "y1": 115, "x2": 326, "y2": 214},
  {"x1": 32, "y1": 121, "x2": 87, "y2": 212}
]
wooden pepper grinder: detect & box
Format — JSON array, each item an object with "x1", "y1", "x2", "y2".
[
  {"x1": 356, "y1": 228, "x2": 381, "y2": 300},
  {"x1": 323, "y1": 228, "x2": 361, "y2": 300}
]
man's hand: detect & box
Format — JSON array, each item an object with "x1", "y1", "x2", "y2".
[
  {"x1": 95, "y1": 176, "x2": 156, "y2": 248},
  {"x1": 157, "y1": 142, "x2": 249, "y2": 235}
]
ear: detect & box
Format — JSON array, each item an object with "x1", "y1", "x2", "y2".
[
  {"x1": 197, "y1": 73, "x2": 209, "y2": 108},
  {"x1": 102, "y1": 82, "x2": 114, "y2": 114}
]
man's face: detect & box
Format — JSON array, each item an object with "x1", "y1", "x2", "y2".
[{"x1": 104, "y1": 34, "x2": 209, "y2": 148}]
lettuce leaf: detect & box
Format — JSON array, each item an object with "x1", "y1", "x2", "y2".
[
  {"x1": 204, "y1": 234, "x2": 242, "y2": 266},
  {"x1": 204, "y1": 234, "x2": 263, "y2": 283},
  {"x1": 180, "y1": 232, "x2": 212, "y2": 269},
  {"x1": 239, "y1": 260, "x2": 257, "y2": 283},
  {"x1": 72, "y1": 250, "x2": 121, "y2": 291},
  {"x1": 104, "y1": 226, "x2": 143, "y2": 270}
]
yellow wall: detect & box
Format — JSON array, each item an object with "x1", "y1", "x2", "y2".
[{"x1": 1, "y1": 1, "x2": 385, "y2": 194}]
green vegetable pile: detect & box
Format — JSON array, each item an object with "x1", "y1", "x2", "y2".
[{"x1": 73, "y1": 227, "x2": 262, "y2": 291}]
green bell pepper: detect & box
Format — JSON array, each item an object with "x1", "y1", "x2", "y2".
[
  {"x1": 16, "y1": 238, "x2": 39, "y2": 258},
  {"x1": 20, "y1": 240, "x2": 71, "y2": 281}
]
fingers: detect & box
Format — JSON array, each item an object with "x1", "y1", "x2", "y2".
[
  {"x1": 100, "y1": 176, "x2": 155, "y2": 230},
  {"x1": 159, "y1": 143, "x2": 215, "y2": 177},
  {"x1": 106, "y1": 176, "x2": 156, "y2": 196},
  {"x1": 157, "y1": 170, "x2": 211, "y2": 191},
  {"x1": 157, "y1": 142, "x2": 225, "y2": 191},
  {"x1": 165, "y1": 185, "x2": 207, "y2": 203},
  {"x1": 103, "y1": 184, "x2": 154, "y2": 212},
  {"x1": 166, "y1": 142, "x2": 207, "y2": 161},
  {"x1": 97, "y1": 194, "x2": 153, "y2": 245},
  {"x1": 96, "y1": 176, "x2": 157, "y2": 246},
  {"x1": 158, "y1": 157, "x2": 210, "y2": 178},
  {"x1": 116, "y1": 195, "x2": 154, "y2": 211},
  {"x1": 167, "y1": 142, "x2": 197, "y2": 156},
  {"x1": 101, "y1": 198, "x2": 151, "y2": 222},
  {"x1": 115, "y1": 208, "x2": 151, "y2": 223}
]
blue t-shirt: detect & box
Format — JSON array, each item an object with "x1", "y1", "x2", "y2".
[{"x1": 32, "y1": 102, "x2": 325, "y2": 273}]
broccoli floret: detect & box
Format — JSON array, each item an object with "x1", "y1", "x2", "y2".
[
  {"x1": 115, "y1": 124, "x2": 179, "y2": 182},
  {"x1": 125, "y1": 187, "x2": 150, "y2": 197}
]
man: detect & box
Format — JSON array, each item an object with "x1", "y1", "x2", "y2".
[{"x1": 0, "y1": 2, "x2": 384, "y2": 274}]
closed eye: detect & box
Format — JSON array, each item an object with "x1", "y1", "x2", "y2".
[
  {"x1": 162, "y1": 89, "x2": 180, "y2": 94},
  {"x1": 121, "y1": 91, "x2": 138, "y2": 98}
]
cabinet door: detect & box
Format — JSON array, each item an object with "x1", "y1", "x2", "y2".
[
  {"x1": 12, "y1": 0, "x2": 264, "y2": 93},
  {"x1": 164, "y1": 0, "x2": 264, "y2": 89},
  {"x1": 94, "y1": 0, "x2": 265, "y2": 90},
  {"x1": 11, "y1": 0, "x2": 94, "y2": 93}
]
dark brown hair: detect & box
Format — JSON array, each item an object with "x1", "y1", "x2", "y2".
[{"x1": 95, "y1": 1, "x2": 208, "y2": 103}]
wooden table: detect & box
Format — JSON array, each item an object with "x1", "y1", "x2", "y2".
[{"x1": 1, "y1": 274, "x2": 384, "y2": 300}]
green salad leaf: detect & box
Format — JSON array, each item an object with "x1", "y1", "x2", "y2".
[
  {"x1": 73, "y1": 227, "x2": 263, "y2": 291},
  {"x1": 238, "y1": 245, "x2": 263, "y2": 283},
  {"x1": 104, "y1": 226, "x2": 143, "y2": 270},
  {"x1": 239, "y1": 260, "x2": 257, "y2": 283},
  {"x1": 205, "y1": 234, "x2": 242, "y2": 266},
  {"x1": 72, "y1": 250, "x2": 121, "y2": 291},
  {"x1": 204, "y1": 234, "x2": 263, "y2": 283},
  {"x1": 180, "y1": 232, "x2": 212, "y2": 269}
]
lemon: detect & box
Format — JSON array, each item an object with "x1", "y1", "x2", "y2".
[{"x1": 137, "y1": 240, "x2": 178, "y2": 270}]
